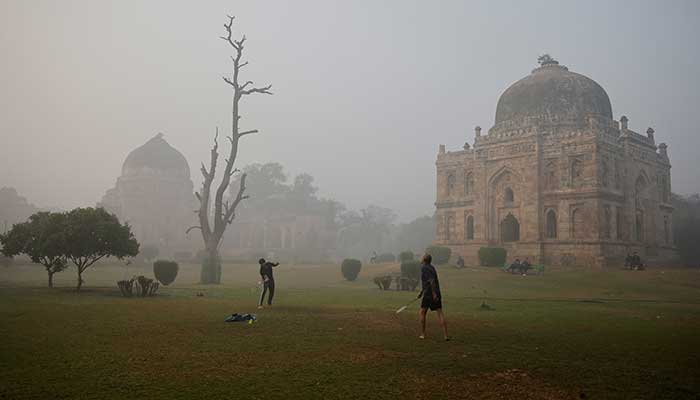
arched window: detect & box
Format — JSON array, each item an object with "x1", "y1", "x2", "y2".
[
  {"x1": 446, "y1": 172, "x2": 456, "y2": 196},
  {"x1": 504, "y1": 187, "x2": 514, "y2": 203},
  {"x1": 545, "y1": 161, "x2": 558, "y2": 190},
  {"x1": 466, "y1": 215, "x2": 474, "y2": 240},
  {"x1": 500, "y1": 213, "x2": 520, "y2": 242},
  {"x1": 602, "y1": 206, "x2": 612, "y2": 239},
  {"x1": 445, "y1": 214, "x2": 455, "y2": 241},
  {"x1": 635, "y1": 174, "x2": 647, "y2": 209},
  {"x1": 571, "y1": 157, "x2": 583, "y2": 186},
  {"x1": 545, "y1": 209, "x2": 557, "y2": 239},
  {"x1": 616, "y1": 207, "x2": 624, "y2": 240},
  {"x1": 664, "y1": 216, "x2": 670, "y2": 244},
  {"x1": 601, "y1": 159, "x2": 610, "y2": 187},
  {"x1": 464, "y1": 172, "x2": 474, "y2": 196},
  {"x1": 571, "y1": 208, "x2": 585, "y2": 239},
  {"x1": 635, "y1": 210, "x2": 644, "y2": 242}
]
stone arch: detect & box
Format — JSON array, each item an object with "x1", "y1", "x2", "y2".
[
  {"x1": 545, "y1": 209, "x2": 557, "y2": 239},
  {"x1": 466, "y1": 215, "x2": 474, "y2": 240},
  {"x1": 570, "y1": 157, "x2": 584, "y2": 186},
  {"x1": 445, "y1": 214, "x2": 455, "y2": 241},
  {"x1": 602, "y1": 206, "x2": 612, "y2": 239},
  {"x1": 504, "y1": 187, "x2": 514, "y2": 203},
  {"x1": 500, "y1": 213, "x2": 520, "y2": 242},
  {"x1": 571, "y1": 207, "x2": 585, "y2": 239},
  {"x1": 464, "y1": 172, "x2": 474, "y2": 196},
  {"x1": 487, "y1": 167, "x2": 523, "y2": 242},
  {"x1": 446, "y1": 171, "x2": 456, "y2": 197}
]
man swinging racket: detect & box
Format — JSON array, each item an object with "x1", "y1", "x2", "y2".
[
  {"x1": 258, "y1": 258, "x2": 280, "y2": 308},
  {"x1": 417, "y1": 254, "x2": 449, "y2": 341}
]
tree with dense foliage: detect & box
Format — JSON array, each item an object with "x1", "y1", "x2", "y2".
[
  {"x1": 0, "y1": 212, "x2": 68, "y2": 288},
  {"x1": 191, "y1": 15, "x2": 272, "y2": 284},
  {"x1": 395, "y1": 216, "x2": 436, "y2": 254},
  {"x1": 64, "y1": 207, "x2": 139, "y2": 291}
]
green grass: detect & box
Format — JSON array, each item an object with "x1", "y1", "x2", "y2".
[{"x1": 1, "y1": 262, "x2": 699, "y2": 399}]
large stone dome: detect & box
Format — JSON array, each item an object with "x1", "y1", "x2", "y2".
[
  {"x1": 494, "y1": 57, "x2": 612, "y2": 125},
  {"x1": 122, "y1": 133, "x2": 190, "y2": 178}
]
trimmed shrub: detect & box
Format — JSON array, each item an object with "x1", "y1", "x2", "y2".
[
  {"x1": 0, "y1": 255, "x2": 12, "y2": 268},
  {"x1": 375, "y1": 253, "x2": 396, "y2": 263},
  {"x1": 153, "y1": 260, "x2": 179, "y2": 286},
  {"x1": 341, "y1": 258, "x2": 362, "y2": 281},
  {"x1": 478, "y1": 247, "x2": 507, "y2": 267},
  {"x1": 425, "y1": 246, "x2": 451, "y2": 265},
  {"x1": 401, "y1": 260, "x2": 421, "y2": 281},
  {"x1": 398, "y1": 250, "x2": 414, "y2": 263}
]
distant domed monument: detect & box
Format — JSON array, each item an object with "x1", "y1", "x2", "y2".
[
  {"x1": 100, "y1": 134, "x2": 197, "y2": 254},
  {"x1": 435, "y1": 56, "x2": 675, "y2": 267}
]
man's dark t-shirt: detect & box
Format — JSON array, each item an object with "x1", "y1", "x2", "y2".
[
  {"x1": 420, "y1": 263, "x2": 442, "y2": 310},
  {"x1": 259, "y1": 262, "x2": 279, "y2": 281}
]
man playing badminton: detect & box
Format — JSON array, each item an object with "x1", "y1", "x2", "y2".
[
  {"x1": 418, "y1": 254, "x2": 449, "y2": 341},
  {"x1": 258, "y1": 258, "x2": 279, "y2": 309}
]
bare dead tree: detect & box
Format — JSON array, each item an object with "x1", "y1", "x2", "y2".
[{"x1": 191, "y1": 15, "x2": 272, "y2": 284}]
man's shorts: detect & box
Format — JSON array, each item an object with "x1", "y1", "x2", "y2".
[{"x1": 421, "y1": 294, "x2": 442, "y2": 311}]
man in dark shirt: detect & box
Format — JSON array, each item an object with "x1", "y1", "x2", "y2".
[
  {"x1": 418, "y1": 254, "x2": 449, "y2": 341},
  {"x1": 258, "y1": 258, "x2": 279, "y2": 308}
]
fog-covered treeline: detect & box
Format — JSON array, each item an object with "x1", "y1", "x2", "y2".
[{"x1": 230, "y1": 162, "x2": 436, "y2": 261}]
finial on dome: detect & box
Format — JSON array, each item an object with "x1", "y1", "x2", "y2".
[
  {"x1": 155, "y1": 132, "x2": 164, "y2": 139},
  {"x1": 537, "y1": 54, "x2": 559, "y2": 66}
]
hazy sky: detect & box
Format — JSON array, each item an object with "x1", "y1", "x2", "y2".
[{"x1": 1, "y1": 0, "x2": 699, "y2": 221}]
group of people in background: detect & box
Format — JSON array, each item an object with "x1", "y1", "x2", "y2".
[
  {"x1": 624, "y1": 252, "x2": 645, "y2": 271},
  {"x1": 507, "y1": 257, "x2": 532, "y2": 275}
]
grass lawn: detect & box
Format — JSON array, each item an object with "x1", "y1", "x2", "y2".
[{"x1": 1, "y1": 261, "x2": 699, "y2": 399}]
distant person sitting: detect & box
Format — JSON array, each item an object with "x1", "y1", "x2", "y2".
[
  {"x1": 508, "y1": 258, "x2": 522, "y2": 274},
  {"x1": 456, "y1": 256, "x2": 465, "y2": 269},
  {"x1": 258, "y1": 258, "x2": 280, "y2": 308},
  {"x1": 520, "y1": 258, "x2": 532, "y2": 275},
  {"x1": 631, "y1": 252, "x2": 644, "y2": 270}
]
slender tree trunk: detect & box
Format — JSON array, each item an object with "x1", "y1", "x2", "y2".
[
  {"x1": 76, "y1": 269, "x2": 83, "y2": 292},
  {"x1": 48, "y1": 270, "x2": 54, "y2": 288}
]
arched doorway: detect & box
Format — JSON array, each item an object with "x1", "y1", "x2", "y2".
[
  {"x1": 466, "y1": 215, "x2": 474, "y2": 240},
  {"x1": 500, "y1": 213, "x2": 520, "y2": 242}
]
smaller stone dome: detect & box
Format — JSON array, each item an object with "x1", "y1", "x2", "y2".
[{"x1": 122, "y1": 133, "x2": 190, "y2": 178}]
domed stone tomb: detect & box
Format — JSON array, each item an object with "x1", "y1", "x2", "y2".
[
  {"x1": 435, "y1": 56, "x2": 676, "y2": 267},
  {"x1": 100, "y1": 134, "x2": 197, "y2": 255}
]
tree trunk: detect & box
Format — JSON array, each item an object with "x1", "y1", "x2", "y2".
[
  {"x1": 200, "y1": 243, "x2": 221, "y2": 284},
  {"x1": 48, "y1": 271, "x2": 54, "y2": 288},
  {"x1": 76, "y1": 270, "x2": 83, "y2": 292}
]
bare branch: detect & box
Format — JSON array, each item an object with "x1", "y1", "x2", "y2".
[
  {"x1": 239, "y1": 61, "x2": 249, "y2": 69},
  {"x1": 240, "y1": 80, "x2": 253, "y2": 90},
  {"x1": 239, "y1": 129, "x2": 258, "y2": 137},
  {"x1": 222, "y1": 77, "x2": 235, "y2": 87},
  {"x1": 186, "y1": 226, "x2": 202, "y2": 234},
  {"x1": 241, "y1": 84, "x2": 273, "y2": 96}
]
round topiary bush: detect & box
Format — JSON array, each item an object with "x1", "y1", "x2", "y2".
[
  {"x1": 153, "y1": 260, "x2": 179, "y2": 286},
  {"x1": 399, "y1": 250, "x2": 414, "y2": 263},
  {"x1": 341, "y1": 258, "x2": 362, "y2": 281},
  {"x1": 400, "y1": 260, "x2": 421, "y2": 281},
  {"x1": 478, "y1": 247, "x2": 507, "y2": 267},
  {"x1": 425, "y1": 246, "x2": 451, "y2": 265},
  {"x1": 375, "y1": 253, "x2": 396, "y2": 263}
]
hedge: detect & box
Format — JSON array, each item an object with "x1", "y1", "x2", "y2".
[
  {"x1": 425, "y1": 246, "x2": 451, "y2": 265},
  {"x1": 478, "y1": 247, "x2": 507, "y2": 267},
  {"x1": 341, "y1": 259, "x2": 362, "y2": 281},
  {"x1": 153, "y1": 260, "x2": 179, "y2": 286}
]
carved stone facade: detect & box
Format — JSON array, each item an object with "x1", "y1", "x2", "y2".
[{"x1": 435, "y1": 58, "x2": 676, "y2": 267}]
